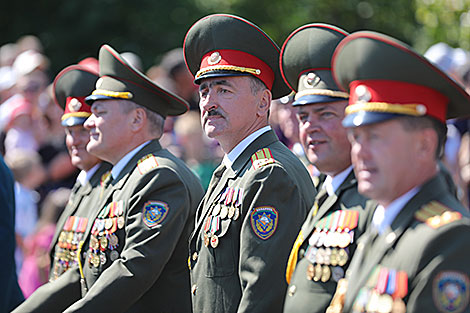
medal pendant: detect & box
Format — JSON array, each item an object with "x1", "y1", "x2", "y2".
[
  {"x1": 210, "y1": 234, "x2": 219, "y2": 248},
  {"x1": 220, "y1": 205, "x2": 228, "y2": 219}
]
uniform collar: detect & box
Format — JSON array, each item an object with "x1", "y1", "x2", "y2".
[
  {"x1": 372, "y1": 186, "x2": 419, "y2": 234},
  {"x1": 223, "y1": 126, "x2": 271, "y2": 168},
  {"x1": 111, "y1": 140, "x2": 151, "y2": 180},
  {"x1": 77, "y1": 163, "x2": 100, "y2": 187},
  {"x1": 322, "y1": 165, "x2": 353, "y2": 197}
]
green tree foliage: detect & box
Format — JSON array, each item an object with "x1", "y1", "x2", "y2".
[{"x1": 0, "y1": 0, "x2": 466, "y2": 78}]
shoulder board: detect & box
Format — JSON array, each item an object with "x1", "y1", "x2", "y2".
[
  {"x1": 250, "y1": 148, "x2": 275, "y2": 170},
  {"x1": 100, "y1": 170, "x2": 112, "y2": 186},
  {"x1": 414, "y1": 201, "x2": 462, "y2": 229},
  {"x1": 137, "y1": 154, "x2": 159, "y2": 175}
]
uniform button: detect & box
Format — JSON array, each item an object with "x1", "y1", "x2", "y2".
[
  {"x1": 288, "y1": 285, "x2": 296, "y2": 296},
  {"x1": 191, "y1": 284, "x2": 197, "y2": 295},
  {"x1": 386, "y1": 232, "x2": 396, "y2": 244},
  {"x1": 192, "y1": 252, "x2": 198, "y2": 261},
  {"x1": 299, "y1": 249, "x2": 305, "y2": 259}
]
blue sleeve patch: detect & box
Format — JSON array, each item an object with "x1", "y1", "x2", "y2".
[
  {"x1": 250, "y1": 206, "x2": 278, "y2": 240},
  {"x1": 142, "y1": 201, "x2": 169, "y2": 228},
  {"x1": 433, "y1": 271, "x2": 470, "y2": 313}
]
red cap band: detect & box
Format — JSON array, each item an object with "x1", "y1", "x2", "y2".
[
  {"x1": 62, "y1": 96, "x2": 91, "y2": 120},
  {"x1": 348, "y1": 80, "x2": 448, "y2": 123},
  {"x1": 198, "y1": 49, "x2": 274, "y2": 90}
]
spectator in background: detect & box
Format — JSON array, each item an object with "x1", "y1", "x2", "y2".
[
  {"x1": 425, "y1": 42, "x2": 470, "y2": 208},
  {"x1": 173, "y1": 110, "x2": 221, "y2": 190},
  {"x1": 18, "y1": 188, "x2": 70, "y2": 297},
  {"x1": 0, "y1": 154, "x2": 24, "y2": 311},
  {"x1": 4, "y1": 149, "x2": 47, "y2": 274},
  {"x1": 159, "y1": 48, "x2": 199, "y2": 110}
]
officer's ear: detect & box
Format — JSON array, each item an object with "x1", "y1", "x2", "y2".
[
  {"x1": 130, "y1": 107, "x2": 146, "y2": 133},
  {"x1": 416, "y1": 127, "x2": 438, "y2": 160},
  {"x1": 256, "y1": 89, "x2": 272, "y2": 118}
]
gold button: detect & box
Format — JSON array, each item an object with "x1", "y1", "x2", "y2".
[
  {"x1": 288, "y1": 285, "x2": 296, "y2": 296},
  {"x1": 192, "y1": 252, "x2": 198, "y2": 261},
  {"x1": 191, "y1": 284, "x2": 197, "y2": 295}
]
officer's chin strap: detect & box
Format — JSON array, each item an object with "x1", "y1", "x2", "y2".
[{"x1": 77, "y1": 241, "x2": 88, "y2": 297}]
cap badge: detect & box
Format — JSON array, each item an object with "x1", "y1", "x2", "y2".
[
  {"x1": 355, "y1": 85, "x2": 372, "y2": 102},
  {"x1": 208, "y1": 51, "x2": 222, "y2": 65},
  {"x1": 68, "y1": 98, "x2": 82, "y2": 112},
  {"x1": 95, "y1": 77, "x2": 104, "y2": 89},
  {"x1": 304, "y1": 72, "x2": 321, "y2": 88}
]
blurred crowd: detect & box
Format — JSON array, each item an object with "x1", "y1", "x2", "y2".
[{"x1": 0, "y1": 35, "x2": 469, "y2": 298}]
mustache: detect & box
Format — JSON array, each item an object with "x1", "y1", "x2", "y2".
[{"x1": 203, "y1": 108, "x2": 224, "y2": 120}]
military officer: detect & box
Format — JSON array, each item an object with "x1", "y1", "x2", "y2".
[
  {"x1": 50, "y1": 64, "x2": 113, "y2": 281},
  {"x1": 16, "y1": 45, "x2": 205, "y2": 313},
  {"x1": 184, "y1": 14, "x2": 316, "y2": 313},
  {"x1": 327, "y1": 31, "x2": 470, "y2": 313},
  {"x1": 13, "y1": 63, "x2": 113, "y2": 312},
  {"x1": 279, "y1": 24, "x2": 376, "y2": 313}
]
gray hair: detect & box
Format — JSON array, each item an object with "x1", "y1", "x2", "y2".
[{"x1": 119, "y1": 100, "x2": 165, "y2": 138}]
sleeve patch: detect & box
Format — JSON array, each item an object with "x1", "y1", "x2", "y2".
[
  {"x1": 251, "y1": 148, "x2": 275, "y2": 170},
  {"x1": 137, "y1": 154, "x2": 159, "y2": 175},
  {"x1": 414, "y1": 201, "x2": 462, "y2": 229},
  {"x1": 250, "y1": 206, "x2": 278, "y2": 240},
  {"x1": 433, "y1": 271, "x2": 470, "y2": 313},
  {"x1": 142, "y1": 201, "x2": 169, "y2": 228}
]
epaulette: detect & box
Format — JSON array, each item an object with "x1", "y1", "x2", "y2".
[
  {"x1": 415, "y1": 201, "x2": 462, "y2": 229},
  {"x1": 100, "y1": 170, "x2": 112, "y2": 186},
  {"x1": 137, "y1": 154, "x2": 159, "y2": 175},
  {"x1": 250, "y1": 148, "x2": 275, "y2": 170}
]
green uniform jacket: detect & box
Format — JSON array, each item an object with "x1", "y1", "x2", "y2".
[
  {"x1": 14, "y1": 140, "x2": 204, "y2": 313},
  {"x1": 283, "y1": 170, "x2": 376, "y2": 313},
  {"x1": 188, "y1": 129, "x2": 316, "y2": 313},
  {"x1": 49, "y1": 162, "x2": 112, "y2": 281},
  {"x1": 343, "y1": 173, "x2": 470, "y2": 313}
]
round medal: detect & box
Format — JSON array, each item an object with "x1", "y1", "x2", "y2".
[
  {"x1": 91, "y1": 254, "x2": 100, "y2": 267},
  {"x1": 220, "y1": 205, "x2": 228, "y2": 219},
  {"x1": 377, "y1": 294, "x2": 393, "y2": 313},
  {"x1": 203, "y1": 233, "x2": 210, "y2": 247},
  {"x1": 337, "y1": 248, "x2": 349, "y2": 267},
  {"x1": 90, "y1": 235, "x2": 100, "y2": 250},
  {"x1": 338, "y1": 232, "x2": 351, "y2": 248},
  {"x1": 321, "y1": 265, "x2": 331, "y2": 282},
  {"x1": 228, "y1": 206, "x2": 235, "y2": 219},
  {"x1": 210, "y1": 234, "x2": 219, "y2": 248},
  {"x1": 308, "y1": 229, "x2": 320, "y2": 246},
  {"x1": 324, "y1": 232, "x2": 332, "y2": 248},
  {"x1": 306, "y1": 263, "x2": 315, "y2": 281},
  {"x1": 117, "y1": 216, "x2": 125, "y2": 229},
  {"x1": 99, "y1": 236, "x2": 108, "y2": 251},
  {"x1": 314, "y1": 264, "x2": 323, "y2": 281},
  {"x1": 392, "y1": 298, "x2": 406, "y2": 313},
  {"x1": 330, "y1": 248, "x2": 338, "y2": 266},
  {"x1": 105, "y1": 218, "x2": 113, "y2": 230},
  {"x1": 212, "y1": 204, "x2": 221, "y2": 216},
  {"x1": 323, "y1": 248, "x2": 332, "y2": 265},
  {"x1": 233, "y1": 207, "x2": 240, "y2": 220},
  {"x1": 108, "y1": 233, "x2": 119, "y2": 248},
  {"x1": 110, "y1": 250, "x2": 120, "y2": 261},
  {"x1": 331, "y1": 266, "x2": 345, "y2": 282}
]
